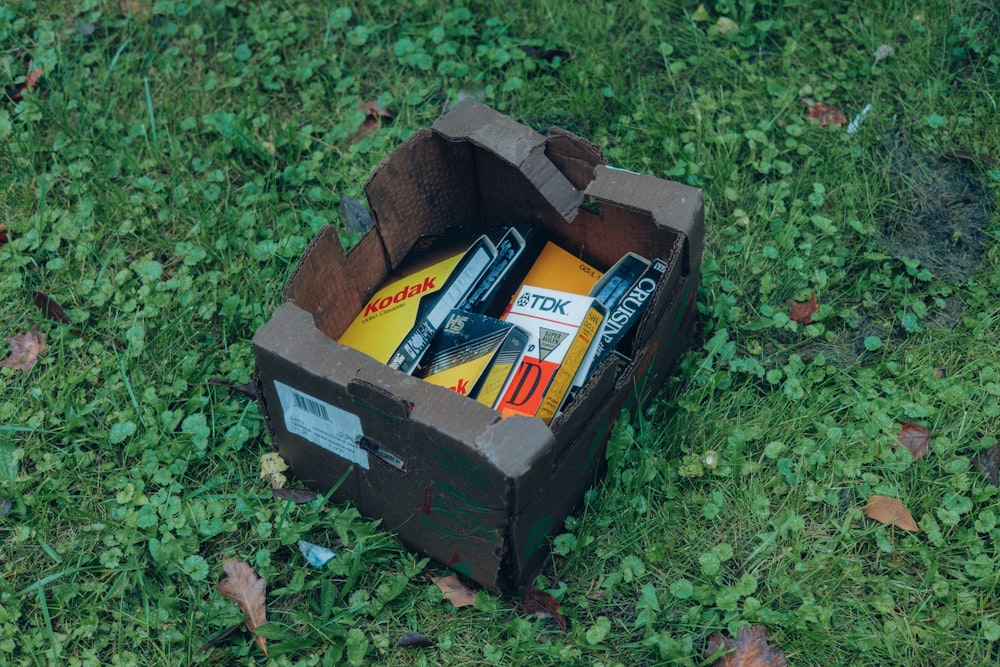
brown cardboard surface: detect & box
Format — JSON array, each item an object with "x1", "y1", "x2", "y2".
[{"x1": 253, "y1": 99, "x2": 703, "y2": 593}]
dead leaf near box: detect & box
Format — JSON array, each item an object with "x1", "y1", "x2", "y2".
[
  {"x1": 896, "y1": 421, "x2": 931, "y2": 460},
  {"x1": 349, "y1": 99, "x2": 394, "y2": 145},
  {"x1": 705, "y1": 624, "x2": 787, "y2": 667},
  {"x1": 5, "y1": 66, "x2": 42, "y2": 103},
  {"x1": 975, "y1": 441, "x2": 1000, "y2": 486},
  {"x1": 1, "y1": 326, "x2": 48, "y2": 372},
  {"x1": 787, "y1": 292, "x2": 818, "y2": 324},
  {"x1": 521, "y1": 585, "x2": 567, "y2": 632},
  {"x1": 432, "y1": 573, "x2": 477, "y2": 608},
  {"x1": 864, "y1": 495, "x2": 918, "y2": 532},
  {"x1": 397, "y1": 631, "x2": 434, "y2": 648},
  {"x1": 805, "y1": 100, "x2": 846, "y2": 127},
  {"x1": 217, "y1": 559, "x2": 268, "y2": 656},
  {"x1": 260, "y1": 452, "x2": 289, "y2": 489}
]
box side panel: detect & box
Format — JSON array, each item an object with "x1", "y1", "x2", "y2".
[{"x1": 364, "y1": 129, "x2": 481, "y2": 270}]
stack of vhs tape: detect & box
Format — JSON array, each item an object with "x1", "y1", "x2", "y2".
[{"x1": 338, "y1": 225, "x2": 669, "y2": 423}]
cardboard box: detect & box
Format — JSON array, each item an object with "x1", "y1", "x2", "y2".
[{"x1": 253, "y1": 100, "x2": 704, "y2": 594}]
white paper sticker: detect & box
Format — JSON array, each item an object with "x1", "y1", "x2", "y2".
[{"x1": 273, "y1": 381, "x2": 368, "y2": 469}]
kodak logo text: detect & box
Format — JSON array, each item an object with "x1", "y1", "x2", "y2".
[{"x1": 364, "y1": 276, "x2": 435, "y2": 316}]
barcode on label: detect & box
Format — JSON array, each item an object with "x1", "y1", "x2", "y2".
[{"x1": 293, "y1": 392, "x2": 329, "y2": 421}]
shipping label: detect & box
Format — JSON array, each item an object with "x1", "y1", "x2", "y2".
[{"x1": 273, "y1": 380, "x2": 369, "y2": 469}]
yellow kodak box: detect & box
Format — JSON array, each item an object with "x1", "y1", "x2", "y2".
[{"x1": 338, "y1": 252, "x2": 465, "y2": 363}]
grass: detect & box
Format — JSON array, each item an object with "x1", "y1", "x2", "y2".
[{"x1": 1, "y1": 0, "x2": 998, "y2": 665}]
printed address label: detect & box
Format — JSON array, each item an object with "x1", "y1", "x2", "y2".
[{"x1": 273, "y1": 381, "x2": 369, "y2": 470}]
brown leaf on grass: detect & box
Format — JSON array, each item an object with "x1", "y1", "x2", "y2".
[
  {"x1": 397, "y1": 631, "x2": 434, "y2": 648},
  {"x1": 1, "y1": 327, "x2": 48, "y2": 372},
  {"x1": 0, "y1": 222, "x2": 7, "y2": 243},
  {"x1": 806, "y1": 101, "x2": 847, "y2": 127},
  {"x1": 348, "y1": 99, "x2": 394, "y2": 145},
  {"x1": 32, "y1": 291, "x2": 73, "y2": 325},
  {"x1": 975, "y1": 442, "x2": 1000, "y2": 487},
  {"x1": 358, "y1": 99, "x2": 394, "y2": 121},
  {"x1": 864, "y1": 495, "x2": 918, "y2": 532},
  {"x1": 787, "y1": 292, "x2": 818, "y2": 324},
  {"x1": 432, "y1": 573, "x2": 477, "y2": 608},
  {"x1": 271, "y1": 487, "x2": 318, "y2": 504},
  {"x1": 217, "y1": 559, "x2": 268, "y2": 656},
  {"x1": 705, "y1": 624, "x2": 787, "y2": 667},
  {"x1": 521, "y1": 585, "x2": 567, "y2": 632},
  {"x1": 7, "y1": 66, "x2": 43, "y2": 102},
  {"x1": 896, "y1": 421, "x2": 931, "y2": 460},
  {"x1": 31, "y1": 291, "x2": 125, "y2": 351}
]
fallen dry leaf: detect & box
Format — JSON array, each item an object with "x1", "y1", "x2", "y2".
[
  {"x1": 975, "y1": 441, "x2": 1000, "y2": 486},
  {"x1": 260, "y1": 452, "x2": 289, "y2": 489},
  {"x1": 705, "y1": 624, "x2": 787, "y2": 667},
  {"x1": 197, "y1": 622, "x2": 243, "y2": 655},
  {"x1": 0, "y1": 222, "x2": 7, "y2": 243},
  {"x1": 397, "y1": 631, "x2": 434, "y2": 648},
  {"x1": 349, "y1": 99, "x2": 394, "y2": 145},
  {"x1": 787, "y1": 292, "x2": 818, "y2": 324},
  {"x1": 217, "y1": 559, "x2": 268, "y2": 656},
  {"x1": 520, "y1": 46, "x2": 572, "y2": 63},
  {"x1": 864, "y1": 495, "x2": 918, "y2": 532},
  {"x1": 31, "y1": 291, "x2": 125, "y2": 351},
  {"x1": 873, "y1": 44, "x2": 895, "y2": 66},
  {"x1": 944, "y1": 149, "x2": 996, "y2": 165},
  {"x1": 715, "y1": 17, "x2": 739, "y2": 35},
  {"x1": 806, "y1": 101, "x2": 847, "y2": 127},
  {"x1": 896, "y1": 421, "x2": 931, "y2": 460},
  {"x1": 521, "y1": 585, "x2": 567, "y2": 633},
  {"x1": 32, "y1": 291, "x2": 72, "y2": 325},
  {"x1": 0, "y1": 327, "x2": 48, "y2": 372},
  {"x1": 7, "y1": 66, "x2": 43, "y2": 102},
  {"x1": 432, "y1": 573, "x2": 477, "y2": 608}
]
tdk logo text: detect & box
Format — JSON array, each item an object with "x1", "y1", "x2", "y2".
[{"x1": 526, "y1": 294, "x2": 569, "y2": 315}]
